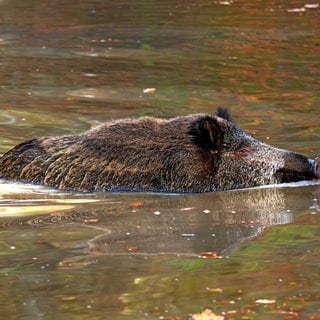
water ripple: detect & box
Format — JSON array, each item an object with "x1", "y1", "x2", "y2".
[{"x1": 0, "y1": 112, "x2": 16, "y2": 125}]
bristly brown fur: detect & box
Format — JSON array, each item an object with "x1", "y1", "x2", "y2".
[{"x1": 0, "y1": 108, "x2": 318, "y2": 192}]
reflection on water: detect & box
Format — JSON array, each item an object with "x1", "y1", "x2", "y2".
[
  {"x1": 0, "y1": 181, "x2": 319, "y2": 319},
  {"x1": 0, "y1": 0, "x2": 319, "y2": 318},
  {"x1": 0, "y1": 181, "x2": 319, "y2": 256},
  {"x1": 0, "y1": 183, "x2": 298, "y2": 254}
]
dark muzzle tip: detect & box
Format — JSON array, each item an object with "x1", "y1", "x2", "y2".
[{"x1": 314, "y1": 157, "x2": 320, "y2": 178}]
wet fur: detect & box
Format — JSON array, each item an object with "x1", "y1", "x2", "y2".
[{"x1": 0, "y1": 108, "x2": 317, "y2": 192}]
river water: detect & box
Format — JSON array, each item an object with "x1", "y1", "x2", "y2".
[{"x1": 0, "y1": 1, "x2": 319, "y2": 319}]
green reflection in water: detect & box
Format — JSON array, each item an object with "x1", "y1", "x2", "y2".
[{"x1": 120, "y1": 210, "x2": 320, "y2": 319}]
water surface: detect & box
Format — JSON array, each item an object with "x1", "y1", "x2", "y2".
[{"x1": 0, "y1": 0, "x2": 319, "y2": 319}]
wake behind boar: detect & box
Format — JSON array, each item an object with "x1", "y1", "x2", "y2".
[{"x1": 0, "y1": 108, "x2": 319, "y2": 192}]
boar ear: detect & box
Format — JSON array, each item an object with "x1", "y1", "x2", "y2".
[
  {"x1": 215, "y1": 107, "x2": 233, "y2": 122},
  {"x1": 188, "y1": 116, "x2": 222, "y2": 151}
]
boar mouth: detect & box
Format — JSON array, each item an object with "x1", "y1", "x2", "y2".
[{"x1": 275, "y1": 168, "x2": 316, "y2": 183}]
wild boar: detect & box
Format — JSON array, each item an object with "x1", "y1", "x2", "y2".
[{"x1": 0, "y1": 108, "x2": 319, "y2": 192}]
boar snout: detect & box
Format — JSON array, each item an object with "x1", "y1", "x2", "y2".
[
  {"x1": 275, "y1": 153, "x2": 320, "y2": 183},
  {"x1": 313, "y1": 157, "x2": 320, "y2": 178}
]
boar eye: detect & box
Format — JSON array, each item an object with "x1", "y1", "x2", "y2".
[{"x1": 235, "y1": 146, "x2": 252, "y2": 157}]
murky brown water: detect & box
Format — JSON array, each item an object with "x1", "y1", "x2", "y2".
[{"x1": 0, "y1": 0, "x2": 319, "y2": 319}]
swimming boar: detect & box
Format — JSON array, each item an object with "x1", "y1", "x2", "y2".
[{"x1": 0, "y1": 108, "x2": 319, "y2": 192}]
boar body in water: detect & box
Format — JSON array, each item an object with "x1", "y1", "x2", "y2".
[{"x1": 0, "y1": 108, "x2": 319, "y2": 192}]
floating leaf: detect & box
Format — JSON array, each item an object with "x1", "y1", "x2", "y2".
[
  {"x1": 287, "y1": 7, "x2": 306, "y2": 12},
  {"x1": 143, "y1": 88, "x2": 156, "y2": 94},
  {"x1": 255, "y1": 299, "x2": 276, "y2": 304},
  {"x1": 304, "y1": 3, "x2": 319, "y2": 8},
  {"x1": 129, "y1": 200, "x2": 144, "y2": 207},
  {"x1": 206, "y1": 287, "x2": 223, "y2": 293},
  {"x1": 199, "y1": 251, "x2": 222, "y2": 259},
  {"x1": 192, "y1": 309, "x2": 224, "y2": 320}
]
